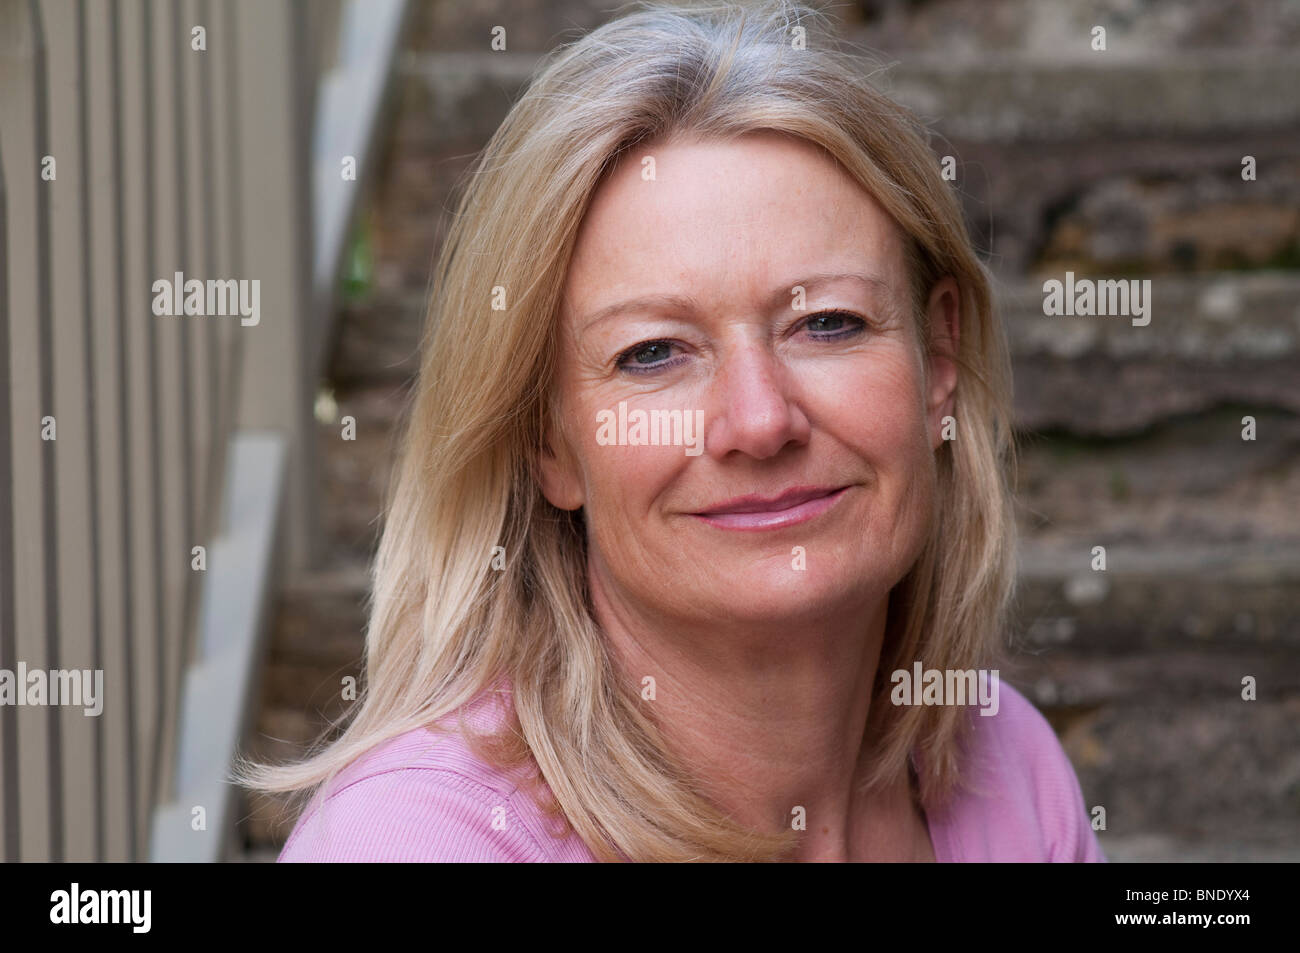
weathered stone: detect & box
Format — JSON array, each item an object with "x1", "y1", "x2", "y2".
[
  {"x1": 1012, "y1": 540, "x2": 1300, "y2": 650},
  {"x1": 316, "y1": 382, "x2": 412, "y2": 563},
  {"x1": 327, "y1": 293, "x2": 426, "y2": 387},
  {"x1": 848, "y1": 0, "x2": 1300, "y2": 60},
  {"x1": 408, "y1": 0, "x2": 622, "y2": 54},
  {"x1": 1048, "y1": 697, "x2": 1300, "y2": 839},
  {"x1": 1013, "y1": 407, "x2": 1300, "y2": 543}
]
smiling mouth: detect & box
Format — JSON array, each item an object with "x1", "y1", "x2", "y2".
[{"x1": 690, "y1": 485, "x2": 852, "y2": 531}]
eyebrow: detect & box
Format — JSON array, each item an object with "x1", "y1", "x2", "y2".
[{"x1": 575, "y1": 271, "x2": 894, "y2": 331}]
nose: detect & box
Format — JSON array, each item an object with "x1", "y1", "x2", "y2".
[{"x1": 703, "y1": 341, "x2": 811, "y2": 460}]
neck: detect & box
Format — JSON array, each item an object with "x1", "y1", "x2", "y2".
[{"x1": 590, "y1": 556, "x2": 918, "y2": 861}]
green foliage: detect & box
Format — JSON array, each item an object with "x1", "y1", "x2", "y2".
[{"x1": 341, "y1": 217, "x2": 373, "y2": 303}]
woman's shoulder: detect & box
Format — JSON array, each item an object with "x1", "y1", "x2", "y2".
[
  {"x1": 276, "y1": 697, "x2": 596, "y2": 862},
  {"x1": 925, "y1": 679, "x2": 1107, "y2": 862}
]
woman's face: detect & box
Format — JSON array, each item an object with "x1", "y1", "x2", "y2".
[{"x1": 541, "y1": 131, "x2": 959, "y2": 629}]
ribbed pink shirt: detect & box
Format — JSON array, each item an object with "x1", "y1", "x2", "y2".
[{"x1": 278, "y1": 680, "x2": 1106, "y2": 862}]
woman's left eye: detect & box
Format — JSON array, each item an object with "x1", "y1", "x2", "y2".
[{"x1": 803, "y1": 310, "x2": 865, "y2": 337}]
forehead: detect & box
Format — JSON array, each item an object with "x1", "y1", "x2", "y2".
[{"x1": 563, "y1": 131, "x2": 908, "y2": 322}]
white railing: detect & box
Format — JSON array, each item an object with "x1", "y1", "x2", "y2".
[{"x1": 0, "y1": 0, "x2": 408, "y2": 862}]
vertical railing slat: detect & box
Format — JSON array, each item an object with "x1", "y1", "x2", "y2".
[
  {"x1": 214, "y1": 0, "x2": 244, "y2": 526},
  {"x1": 0, "y1": 15, "x2": 19, "y2": 866},
  {"x1": 42, "y1": 0, "x2": 97, "y2": 861},
  {"x1": 232, "y1": 0, "x2": 319, "y2": 572},
  {"x1": 85, "y1": 0, "x2": 132, "y2": 862},
  {"x1": 114, "y1": 0, "x2": 160, "y2": 860},
  {"x1": 108, "y1": 0, "x2": 142, "y2": 863},
  {"x1": 0, "y1": 0, "x2": 54, "y2": 863},
  {"x1": 145, "y1": 0, "x2": 187, "y2": 813},
  {"x1": 195, "y1": 0, "x2": 233, "y2": 543},
  {"x1": 189, "y1": 0, "x2": 218, "y2": 545},
  {"x1": 32, "y1": 0, "x2": 64, "y2": 863},
  {"x1": 138, "y1": 0, "x2": 180, "y2": 821},
  {"x1": 171, "y1": 0, "x2": 208, "y2": 813},
  {"x1": 74, "y1": 0, "x2": 108, "y2": 866}
]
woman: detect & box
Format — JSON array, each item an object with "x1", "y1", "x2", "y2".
[{"x1": 241, "y1": 0, "x2": 1105, "y2": 862}]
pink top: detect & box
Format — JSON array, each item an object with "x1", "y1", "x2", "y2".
[{"x1": 277, "y1": 680, "x2": 1106, "y2": 862}]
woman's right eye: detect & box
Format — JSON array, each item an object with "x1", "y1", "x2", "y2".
[{"x1": 616, "y1": 340, "x2": 678, "y2": 372}]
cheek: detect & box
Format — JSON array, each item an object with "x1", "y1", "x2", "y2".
[
  {"x1": 580, "y1": 443, "x2": 695, "y2": 585},
  {"x1": 823, "y1": 347, "x2": 937, "y2": 564},
  {"x1": 577, "y1": 427, "x2": 684, "y2": 530},
  {"x1": 820, "y1": 345, "x2": 929, "y2": 466}
]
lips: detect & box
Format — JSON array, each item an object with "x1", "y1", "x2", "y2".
[{"x1": 691, "y1": 485, "x2": 851, "y2": 531}]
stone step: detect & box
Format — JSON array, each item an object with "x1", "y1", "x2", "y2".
[
  {"x1": 979, "y1": 647, "x2": 1297, "y2": 853},
  {"x1": 239, "y1": 566, "x2": 370, "y2": 854},
  {"x1": 1012, "y1": 539, "x2": 1300, "y2": 651},
  {"x1": 408, "y1": 0, "x2": 1300, "y2": 63},
  {"x1": 1004, "y1": 272, "x2": 1300, "y2": 434},
  {"x1": 948, "y1": 139, "x2": 1300, "y2": 275},
  {"x1": 382, "y1": 47, "x2": 1300, "y2": 275},
  {"x1": 315, "y1": 379, "x2": 412, "y2": 566},
  {"x1": 1006, "y1": 646, "x2": 1299, "y2": 712},
  {"x1": 1100, "y1": 831, "x2": 1300, "y2": 863},
  {"x1": 405, "y1": 0, "x2": 643, "y2": 55},
  {"x1": 876, "y1": 52, "x2": 1300, "y2": 142},
  {"x1": 1004, "y1": 272, "x2": 1300, "y2": 363},
  {"x1": 846, "y1": 0, "x2": 1300, "y2": 61},
  {"x1": 327, "y1": 293, "x2": 427, "y2": 387},
  {"x1": 254, "y1": 566, "x2": 369, "y2": 734},
  {"x1": 1013, "y1": 404, "x2": 1300, "y2": 543},
  {"x1": 393, "y1": 49, "x2": 1300, "y2": 150},
  {"x1": 230, "y1": 846, "x2": 279, "y2": 863},
  {"x1": 1022, "y1": 691, "x2": 1300, "y2": 845}
]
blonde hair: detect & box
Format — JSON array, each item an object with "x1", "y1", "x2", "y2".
[{"x1": 236, "y1": 0, "x2": 1017, "y2": 862}]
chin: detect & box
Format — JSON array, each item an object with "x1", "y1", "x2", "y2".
[{"x1": 702, "y1": 556, "x2": 883, "y2": 624}]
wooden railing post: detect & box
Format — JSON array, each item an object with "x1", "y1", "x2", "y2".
[
  {"x1": 0, "y1": 0, "x2": 58, "y2": 864},
  {"x1": 230, "y1": 0, "x2": 320, "y2": 574}
]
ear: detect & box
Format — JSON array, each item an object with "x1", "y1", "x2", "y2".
[
  {"x1": 923, "y1": 276, "x2": 961, "y2": 450},
  {"x1": 538, "y1": 413, "x2": 585, "y2": 511}
]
